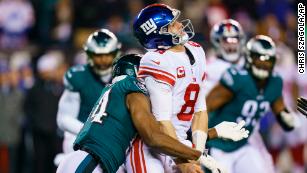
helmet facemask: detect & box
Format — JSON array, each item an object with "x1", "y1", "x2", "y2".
[
  {"x1": 218, "y1": 37, "x2": 242, "y2": 62},
  {"x1": 246, "y1": 51, "x2": 276, "y2": 80},
  {"x1": 84, "y1": 29, "x2": 121, "y2": 82},
  {"x1": 246, "y1": 35, "x2": 276, "y2": 80},
  {"x1": 210, "y1": 19, "x2": 245, "y2": 63},
  {"x1": 87, "y1": 50, "x2": 120, "y2": 82},
  {"x1": 160, "y1": 10, "x2": 194, "y2": 47}
]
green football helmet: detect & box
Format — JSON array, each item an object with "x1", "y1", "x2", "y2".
[
  {"x1": 246, "y1": 35, "x2": 276, "y2": 79},
  {"x1": 84, "y1": 29, "x2": 122, "y2": 77},
  {"x1": 112, "y1": 54, "x2": 143, "y2": 79}
]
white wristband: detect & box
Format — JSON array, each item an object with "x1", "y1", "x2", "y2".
[{"x1": 192, "y1": 130, "x2": 207, "y2": 153}]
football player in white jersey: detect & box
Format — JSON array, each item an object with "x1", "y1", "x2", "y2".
[
  {"x1": 126, "y1": 4, "x2": 249, "y2": 173},
  {"x1": 205, "y1": 19, "x2": 246, "y2": 95}
]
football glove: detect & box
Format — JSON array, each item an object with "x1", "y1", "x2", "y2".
[
  {"x1": 214, "y1": 120, "x2": 249, "y2": 141},
  {"x1": 198, "y1": 154, "x2": 227, "y2": 173},
  {"x1": 297, "y1": 97, "x2": 307, "y2": 117}
]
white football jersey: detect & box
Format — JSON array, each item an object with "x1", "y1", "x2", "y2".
[
  {"x1": 205, "y1": 56, "x2": 245, "y2": 96},
  {"x1": 138, "y1": 41, "x2": 207, "y2": 141}
]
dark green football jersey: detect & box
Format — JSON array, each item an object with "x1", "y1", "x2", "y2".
[
  {"x1": 207, "y1": 67, "x2": 283, "y2": 152},
  {"x1": 64, "y1": 64, "x2": 107, "y2": 122},
  {"x1": 74, "y1": 76, "x2": 147, "y2": 173}
]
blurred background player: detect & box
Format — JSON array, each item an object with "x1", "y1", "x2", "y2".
[
  {"x1": 206, "y1": 35, "x2": 300, "y2": 173},
  {"x1": 207, "y1": 19, "x2": 277, "y2": 173},
  {"x1": 129, "y1": 4, "x2": 248, "y2": 173},
  {"x1": 55, "y1": 29, "x2": 121, "y2": 164},
  {"x1": 205, "y1": 18, "x2": 246, "y2": 95}
]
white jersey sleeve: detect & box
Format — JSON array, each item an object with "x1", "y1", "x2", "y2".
[
  {"x1": 144, "y1": 77, "x2": 173, "y2": 121},
  {"x1": 194, "y1": 80, "x2": 207, "y2": 112},
  {"x1": 138, "y1": 52, "x2": 176, "y2": 87},
  {"x1": 57, "y1": 89, "x2": 83, "y2": 135},
  {"x1": 138, "y1": 51, "x2": 175, "y2": 121},
  {"x1": 194, "y1": 46, "x2": 207, "y2": 112}
]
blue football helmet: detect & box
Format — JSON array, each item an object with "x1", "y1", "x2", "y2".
[
  {"x1": 210, "y1": 19, "x2": 245, "y2": 63},
  {"x1": 246, "y1": 35, "x2": 276, "y2": 79},
  {"x1": 133, "y1": 4, "x2": 194, "y2": 50}
]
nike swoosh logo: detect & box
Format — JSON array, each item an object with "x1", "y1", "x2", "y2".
[{"x1": 151, "y1": 60, "x2": 160, "y2": 65}]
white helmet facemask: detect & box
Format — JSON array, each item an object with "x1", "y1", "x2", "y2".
[
  {"x1": 251, "y1": 65, "x2": 269, "y2": 79},
  {"x1": 219, "y1": 37, "x2": 241, "y2": 62},
  {"x1": 160, "y1": 10, "x2": 195, "y2": 46}
]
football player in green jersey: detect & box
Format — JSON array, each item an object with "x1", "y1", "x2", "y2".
[
  {"x1": 55, "y1": 29, "x2": 121, "y2": 162},
  {"x1": 205, "y1": 35, "x2": 299, "y2": 173},
  {"x1": 57, "y1": 54, "x2": 250, "y2": 173},
  {"x1": 297, "y1": 97, "x2": 307, "y2": 117},
  {"x1": 56, "y1": 54, "x2": 233, "y2": 173}
]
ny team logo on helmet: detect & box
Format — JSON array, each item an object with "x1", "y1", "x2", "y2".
[
  {"x1": 210, "y1": 19, "x2": 245, "y2": 63},
  {"x1": 133, "y1": 4, "x2": 194, "y2": 50},
  {"x1": 246, "y1": 35, "x2": 276, "y2": 79}
]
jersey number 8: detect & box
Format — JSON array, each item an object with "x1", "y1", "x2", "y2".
[{"x1": 177, "y1": 83, "x2": 200, "y2": 121}]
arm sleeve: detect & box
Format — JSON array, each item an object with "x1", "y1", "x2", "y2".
[
  {"x1": 144, "y1": 77, "x2": 173, "y2": 121},
  {"x1": 219, "y1": 68, "x2": 241, "y2": 93},
  {"x1": 274, "y1": 75, "x2": 283, "y2": 101},
  {"x1": 194, "y1": 84, "x2": 207, "y2": 112},
  {"x1": 63, "y1": 68, "x2": 81, "y2": 92},
  {"x1": 57, "y1": 89, "x2": 83, "y2": 135},
  {"x1": 194, "y1": 47, "x2": 207, "y2": 112}
]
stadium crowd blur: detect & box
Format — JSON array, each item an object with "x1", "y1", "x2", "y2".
[{"x1": 0, "y1": 0, "x2": 305, "y2": 173}]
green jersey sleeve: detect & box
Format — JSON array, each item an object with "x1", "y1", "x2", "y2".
[
  {"x1": 63, "y1": 65, "x2": 87, "y2": 92},
  {"x1": 271, "y1": 73, "x2": 283, "y2": 102},
  {"x1": 126, "y1": 77, "x2": 148, "y2": 95},
  {"x1": 220, "y1": 67, "x2": 243, "y2": 93}
]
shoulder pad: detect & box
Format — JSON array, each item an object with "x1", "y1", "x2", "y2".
[
  {"x1": 64, "y1": 65, "x2": 88, "y2": 91},
  {"x1": 134, "y1": 78, "x2": 148, "y2": 94}
]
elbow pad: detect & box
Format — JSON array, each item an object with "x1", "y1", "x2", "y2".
[{"x1": 276, "y1": 108, "x2": 295, "y2": 131}]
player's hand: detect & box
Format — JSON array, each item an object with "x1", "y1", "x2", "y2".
[
  {"x1": 297, "y1": 97, "x2": 307, "y2": 117},
  {"x1": 198, "y1": 154, "x2": 227, "y2": 173},
  {"x1": 214, "y1": 120, "x2": 249, "y2": 141},
  {"x1": 176, "y1": 163, "x2": 204, "y2": 173}
]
